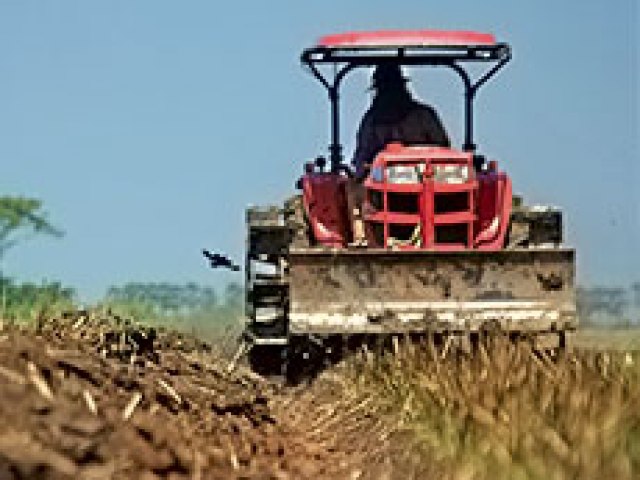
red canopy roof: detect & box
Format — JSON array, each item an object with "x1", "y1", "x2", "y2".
[{"x1": 318, "y1": 30, "x2": 496, "y2": 48}]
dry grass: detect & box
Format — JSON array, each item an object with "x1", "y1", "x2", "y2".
[{"x1": 328, "y1": 335, "x2": 640, "y2": 479}]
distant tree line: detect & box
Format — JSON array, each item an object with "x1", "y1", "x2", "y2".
[
  {"x1": 104, "y1": 281, "x2": 243, "y2": 317},
  {"x1": 0, "y1": 277, "x2": 243, "y2": 325},
  {"x1": 577, "y1": 283, "x2": 640, "y2": 326},
  {"x1": 100, "y1": 281, "x2": 244, "y2": 330},
  {"x1": 0, "y1": 276, "x2": 75, "y2": 321},
  {"x1": 101, "y1": 281, "x2": 244, "y2": 341},
  {"x1": 106, "y1": 282, "x2": 218, "y2": 315}
]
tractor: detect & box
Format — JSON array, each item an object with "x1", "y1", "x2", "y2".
[{"x1": 242, "y1": 30, "x2": 576, "y2": 375}]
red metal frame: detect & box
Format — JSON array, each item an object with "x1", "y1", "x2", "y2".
[
  {"x1": 301, "y1": 173, "x2": 350, "y2": 247},
  {"x1": 474, "y1": 168, "x2": 513, "y2": 250},
  {"x1": 318, "y1": 30, "x2": 497, "y2": 48}
]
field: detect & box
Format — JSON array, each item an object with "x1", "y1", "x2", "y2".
[
  {"x1": 0, "y1": 313, "x2": 638, "y2": 479},
  {"x1": 574, "y1": 327, "x2": 640, "y2": 351}
]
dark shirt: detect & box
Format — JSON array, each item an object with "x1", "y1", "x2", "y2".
[{"x1": 352, "y1": 91, "x2": 450, "y2": 179}]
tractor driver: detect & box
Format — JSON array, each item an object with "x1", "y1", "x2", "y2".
[{"x1": 351, "y1": 64, "x2": 450, "y2": 180}]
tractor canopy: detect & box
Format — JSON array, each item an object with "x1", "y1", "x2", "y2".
[
  {"x1": 308, "y1": 29, "x2": 503, "y2": 58},
  {"x1": 301, "y1": 30, "x2": 511, "y2": 170}
]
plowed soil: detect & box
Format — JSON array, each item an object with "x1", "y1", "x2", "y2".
[{"x1": 0, "y1": 313, "x2": 368, "y2": 479}]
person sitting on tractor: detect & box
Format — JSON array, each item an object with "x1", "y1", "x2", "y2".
[{"x1": 352, "y1": 64, "x2": 450, "y2": 180}]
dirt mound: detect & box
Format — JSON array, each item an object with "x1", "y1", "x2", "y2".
[{"x1": 0, "y1": 312, "x2": 356, "y2": 479}]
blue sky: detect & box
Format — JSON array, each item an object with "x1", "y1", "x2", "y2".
[{"x1": 1, "y1": 0, "x2": 638, "y2": 300}]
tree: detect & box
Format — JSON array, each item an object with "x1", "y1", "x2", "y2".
[
  {"x1": 0, "y1": 196, "x2": 62, "y2": 260},
  {"x1": 223, "y1": 282, "x2": 243, "y2": 310}
]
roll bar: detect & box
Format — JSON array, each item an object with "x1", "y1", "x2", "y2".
[{"x1": 301, "y1": 42, "x2": 511, "y2": 173}]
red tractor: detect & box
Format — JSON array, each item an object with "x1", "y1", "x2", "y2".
[{"x1": 243, "y1": 30, "x2": 576, "y2": 375}]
